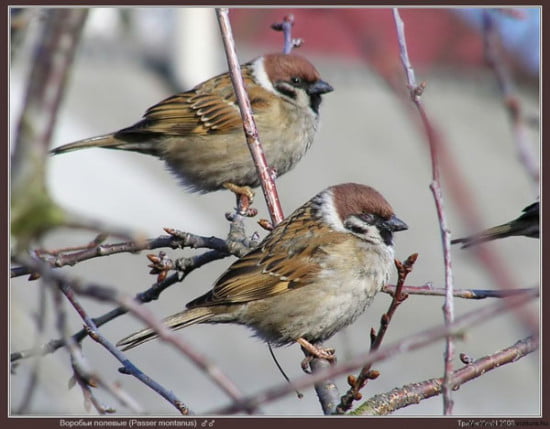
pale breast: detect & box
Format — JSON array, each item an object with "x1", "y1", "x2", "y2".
[{"x1": 243, "y1": 239, "x2": 394, "y2": 345}]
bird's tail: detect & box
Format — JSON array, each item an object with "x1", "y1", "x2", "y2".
[
  {"x1": 50, "y1": 134, "x2": 158, "y2": 156},
  {"x1": 451, "y1": 223, "x2": 512, "y2": 248},
  {"x1": 116, "y1": 307, "x2": 214, "y2": 351}
]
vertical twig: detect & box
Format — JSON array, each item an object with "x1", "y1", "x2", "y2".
[
  {"x1": 215, "y1": 8, "x2": 285, "y2": 225},
  {"x1": 271, "y1": 14, "x2": 303, "y2": 54},
  {"x1": 392, "y1": 8, "x2": 455, "y2": 415},
  {"x1": 337, "y1": 254, "x2": 417, "y2": 414}
]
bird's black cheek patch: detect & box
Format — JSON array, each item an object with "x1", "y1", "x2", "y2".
[{"x1": 275, "y1": 82, "x2": 298, "y2": 100}]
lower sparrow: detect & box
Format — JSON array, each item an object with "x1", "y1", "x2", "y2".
[{"x1": 117, "y1": 183, "x2": 408, "y2": 355}]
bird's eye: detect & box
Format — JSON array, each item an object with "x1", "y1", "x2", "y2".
[
  {"x1": 359, "y1": 213, "x2": 375, "y2": 224},
  {"x1": 291, "y1": 76, "x2": 303, "y2": 85}
]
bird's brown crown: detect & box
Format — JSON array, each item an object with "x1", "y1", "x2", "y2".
[
  {"x1": 263, "y1": 53, "x2": 322, "y2": 84},
  {"x1": 331, "y1": 183, "x2": 395, "y2": 221}
]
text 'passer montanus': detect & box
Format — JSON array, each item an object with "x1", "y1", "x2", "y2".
[
  {"x1": 51, "y1": 53, "x2": 333, "y2": 193},
  {"x1": 452, "y1": 202, "x2": 539, "y2": 248},
  {"x1": 117, "y1": 183, "x2": 408, "y2": 355}
]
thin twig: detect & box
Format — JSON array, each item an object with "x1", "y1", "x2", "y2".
[
  {"x1": 51, "y1": 282, "x2": 142, "y2": 414},
  {"x1": 38, "y1": 265, "x2": 190, "y2": 414},
  {"x1": 382, "y1": 284, "x2": 538, "y2": 300},
  {"x1": 11, "y1": 227, "x2": 252, "y2": 279},
  {"x1": 11, "y1": 207, "x2": 256, "y2": 364},
  {"x1": 25, "y1": 260, "x2": 251, "y2": 414},
  {"x1": 271, "y1": 14, "x2": 303, "y2": 54},
  {"x1": 392, "y1": 8, "x2": 455, "y2": 414},
  {"x1": 351, "y1": 335, "x2": 538, "y2": 415},
  {"x1": 216, "y1": 8, "x2": 285, "y2": 225},
  {"x1": 337, "y1": 254, "x2": 417, "y2": 413},
  {"x1": 10, "y1": 248, "x2": 232, "y2": 365},
  {"x1": 210, "y1": 288, "x2": 538, "y2": 415}
]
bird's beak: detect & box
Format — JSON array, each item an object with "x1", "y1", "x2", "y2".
[
  {"x1": 386, "y1": 215, "x2": 408, "y2": 232},
  {"x1": 307, "y1": 80, "x2": 334, "y2": 95}
]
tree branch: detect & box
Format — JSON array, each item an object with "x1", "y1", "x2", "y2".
[
  {"x1": 216, "y1": 8, "x2": 285, "y2": 225},
  {"x1": 382, "y1": 284, "x2": 538, "y2": 300},
  {"x1": 337, "y1": 254, "x2": 417, "y2": 413},
  {"x1": 352, "y1": 335, "x2": 538, "y2": 415},
  {"x1": 392, "y1": 8, "x2": 455, "y2": 414}
]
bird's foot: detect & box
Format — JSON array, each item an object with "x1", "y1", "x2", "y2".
[
  {"x1": 297, "y1": 338, "x2": 336, "y2": 373},
  {"x1": 223, "y1": 183, "x2": 256, "y2": 217}
]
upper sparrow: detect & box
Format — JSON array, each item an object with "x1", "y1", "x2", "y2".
[
  {"x1": 50, "y1": 53, "x2": 333, "y2": 193},
  {"x1": 117, "y1": 183, "x2": 408, "y2": 355},
  {"x1": 452, "y1": 202, "x2": 539, "y2": 248}
]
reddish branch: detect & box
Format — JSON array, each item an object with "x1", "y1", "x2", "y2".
[
  {"x1": 337, "y1": 253, "x2": 417, "y2": 413},
  {"x1": 216, "y1": 8, "x2": 285, "y2": 225},
  {"x1": 392, "y1": 8, "x2": 455, "y2": 414}
]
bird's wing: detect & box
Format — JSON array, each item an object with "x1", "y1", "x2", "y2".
[
  {"x1": 116, "y1": 67, "x2": 272, "y2": 137},
  {"x1": 187, "y1": 206, "x2": 345, "y2": 308}
]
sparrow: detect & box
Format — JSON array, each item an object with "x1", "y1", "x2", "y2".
[
  {"x1": 117, "y1": 183, "x2": 408, "y2": 356},
  {"x1": 452, "y1": 201, "x2": 539, "y2": 248},
  {"x1": 50, "y1": 53, "x2": 333, "y2": 193}
]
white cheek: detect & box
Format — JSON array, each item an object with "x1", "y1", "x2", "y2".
[
  {"x1": 319, "y1": 190, "x2": 347, "y2": 233},
  {"x1": 251, "y1": 57, "x2": 276, "y2": 94}
]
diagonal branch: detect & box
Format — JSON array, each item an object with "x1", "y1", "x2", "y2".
[
  {"x1": 352, "y1": 335, "x2": 538, "y2": 415},
  {"x1": 216, "y1": 8, "x2": 284, "y2": 225}
]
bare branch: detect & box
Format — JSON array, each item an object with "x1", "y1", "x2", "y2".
[
  {"x1": 383, "y1": 284, "x2": 539, "y2": 300},
  {"x1": 271, "y1": 14, "x2": 303, "y2": 54},
  {"x1": 216, "y1": 8, "x2": 285, "y2": 225},
  {"x1": 352, "y1": 335, "x2": 538, "y2": 415},
  {"x1": 392, "y1": 8, "x2": 455, "y2": 414},
  {"x1": 337, "y1": 254, "x2": 418, "y2": 413},
  {"x1": 18, "y1": 259, "x2": 252, "y2": 414}
]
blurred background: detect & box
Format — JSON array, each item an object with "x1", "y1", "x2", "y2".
[{"x1": 10, "y1": 7, "x2": 540, "y2": 416}]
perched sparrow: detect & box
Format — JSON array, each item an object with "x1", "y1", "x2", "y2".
[
  {"x1": 452, "y1": 202, "x2": 539, "y2": 248},
  {"x1": 117, "y1": 183, "x2": 408, "y2": 354},
  {"x1": 51, "y1": 53, "x2": 333, "y2": 193}
]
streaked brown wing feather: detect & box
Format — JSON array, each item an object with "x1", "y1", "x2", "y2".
[
  {"x1": 187, "y1": 206, "x2": 345, "y2": 308},
  {"x1": 119, "y1": 66, "x2": 268, "y2": 137}
]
